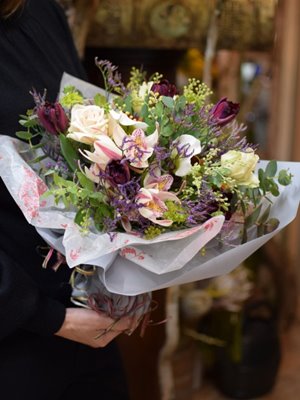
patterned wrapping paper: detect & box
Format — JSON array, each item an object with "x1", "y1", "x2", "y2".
[{"x1": 1, "y1": 135, "x2": 300, "y2": 296}]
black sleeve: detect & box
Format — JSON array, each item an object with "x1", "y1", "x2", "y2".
[{"x1": 0, "y1": 249, "x2": 66, "y2": 341}]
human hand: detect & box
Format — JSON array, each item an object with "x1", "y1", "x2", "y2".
[{"x1": 55, "y1": 307, "x2": 137, "y2": 348}]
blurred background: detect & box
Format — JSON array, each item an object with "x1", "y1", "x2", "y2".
[{"x1": 58, "y1": 1, "x2": 300, "y2": 399}]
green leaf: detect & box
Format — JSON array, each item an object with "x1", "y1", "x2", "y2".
[
  {"x1": 74, "y1": 208, "x2": 88, "y2": 226},
  {"x1": 94, "y1": 204, "x2": 112, "y2": 231},
  {"x1": 30, "y1": 155, "x2": 48, "y2": 164},
  {"x1": 160, "y1": 125, "x2": 173, "y2": 137},
  {"x1": 94, "y1": 93, "x2": 107, "y2": 107},
  {"x1": 265, "y1": 160, "x2": 277, "y2": 177},
  {"x1": 245, "y1": 204, "x2": 262, "y2": 228},
  {"x1": 124, "y1": 94, "x2": 133, "y2": 113},
  {"x1": 257, "y1": 204, "x2": 271, "y2": 225},
  {"x1": 155, "y1": 102, "x2": 164, "y2": 118},
  {"x1": 15, "y1": 131, "x2": 33, "y2": 140},
  {"x1": 264, "y1": 218, "x2": 280, "y2": 234},
  {"x1": 140, "y1": 103, "x2": 149, "y2": 120},
  {"x1": 89, "y1": 191, "x2": 105, "y2": 201},
  {"x1": 278, "y1": 170, "x2": 292, "y2": 186},
  {"x1": 76, "y1": 171, "x2": 95, "y2": 191},
  {"x1": 175, "y1": 95, "x2": 186, "y2": 111},
  {"x1": 268, "y1": 180, "x2": 280, "y2": 196},
  {"x1": 161, "y1": 96, "x2": 175, "y2": 109},
  {"x1": 59, "y1": 134, "x2": 78, "y2": 172},
  {"x1": 53, "y1": 173, "x2": 75, "y2": 188},
  {"x1": 210, "y1": 171, "x2": 224, "y2": 187},
  {"x1": 256, "y1": 224, "x2": 265, "y2": 237}
]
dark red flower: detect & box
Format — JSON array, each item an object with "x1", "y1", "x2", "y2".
[
  {"x1": 37, "y1": 102, "x2": 69, "y2": 135},
  {"x1": 210, "y1": 97, "x2": 240, "y2": 127},
  {"x1": 151, "y1": 79, "x2": 178, "y2": 97},
  {"x1": 106, "y1": 160, "x2": 130, "y2": 185}
]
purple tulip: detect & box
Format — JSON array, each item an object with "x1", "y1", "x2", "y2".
[
  {"x1": 106, "y1": 160, "x2": 131, "y2": 185},
  {"x1": 210, "y1": 97, "x2": 240, "y2": 127},
  {"x1": 37, "y1": 102, "x2": 69, "y2": 135},
  {"x1": 151, "y1": 79, "x2": 178, "y2": 97}
]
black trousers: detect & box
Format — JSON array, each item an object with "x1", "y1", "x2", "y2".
[{"x1": 0, "y1": 330, "x2": 129, "y2": 400}]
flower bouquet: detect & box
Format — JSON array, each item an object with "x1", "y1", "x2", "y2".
[{"x1": 0, "y1": 59, "x2": 300, "y2": 325}]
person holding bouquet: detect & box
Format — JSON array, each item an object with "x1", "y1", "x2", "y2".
[{"x1": 0, "y1": 0, "x2": 133, "y2": 399}]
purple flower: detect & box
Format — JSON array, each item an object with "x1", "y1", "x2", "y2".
[
  {"x1": 37, "y1": 102, "x2": 69, "y2": 135},
  {"x1": 210, "y1": 98, "x2": 240, "y2": 127},
  {"x1": 151, "y1": 79, "x2": 178, "y2": 97},
  {"x1": 105, "y1": 160, "x2": 130, "y2": 185}
]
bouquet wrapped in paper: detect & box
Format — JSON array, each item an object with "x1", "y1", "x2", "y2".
[{"x1": 1, "y1": 59, "x2": 300, "y2": 324}]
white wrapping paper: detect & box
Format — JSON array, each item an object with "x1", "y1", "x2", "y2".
[{"x1": 1, "y1": 135, "x2": 300, "y2": 296}]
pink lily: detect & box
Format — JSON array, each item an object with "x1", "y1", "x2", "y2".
[
  {"x1": 83, "y1": 163, "x2": 101, "y2": 184},
  {"x1": 143, "y1": 167, "x2": 173, "y2": 190},
  {"x1": 80, "y1": 135, "x2": 123, "y2": 170},
  {"x1": 136, "y1": 187, "x2": 180, "y2": 226},
  {"x1": 122, "y1": 127, "x2": 158, "y2": 169},
  {"x1": 110, "y1": 109, "x2": 148, "y2": 130}
]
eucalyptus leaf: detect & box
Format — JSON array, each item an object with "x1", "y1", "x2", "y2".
[
  {"x1": 264, "y1": 218, "x2": 280, "y2": 234},
  {"x1": 265, "y1": 160, "x2": 277, "y2": 177},
  {"x1": 16, "y1": 131, "x2": 33, "y2": 141},
  {"x1": 155, "y1": 102, "x2": 164, "y2": 118},
  {"x1": 161, "y1": 96, "x2": 175, "y2": 109},
  {"x1": 278, "y1": 169, "x2": 292, "y2": 186},
  {"x1": 257, "y1": 204, "x2": 271, "y2": 225},
  {"x1": 245, "y1": 204, "x2": 262, "y2": 228},
  {"x1": 175, "y1": 95, "x2": 186, "y2": 111}
]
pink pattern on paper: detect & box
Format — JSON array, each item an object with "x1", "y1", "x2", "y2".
[
  {"x1": 18, "y1": 166, "x2": 48, "y2": 219},
  {"x1": 203, "y1": 220, "x2": 216, "y2": 231},
  {"x1": 70, "y1": 248, "x2": 81, "y2": 261},
  {"x1": 172, "y1": 226, "x2": 201, "y2": 240},
  {"x1": 120, "y1": 247, "x2": 145, "y2": 261},
  {"x1": 40, "y1": 200, "x2": 47, "y2": 208}
]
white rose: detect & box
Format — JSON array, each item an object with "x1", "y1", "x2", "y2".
[
  {"x1": 67, "y1": 104, "x2": 108, "y2": 144},
  {"x1": 221, "y1": 149, "x2": 259, "y2": 187}
]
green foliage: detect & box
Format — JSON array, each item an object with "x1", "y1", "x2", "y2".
[
  {"x1": 44, "y1": 172, "x2": 109, "y2": 232},
  {"x1": 59, "y1": 134, "x2": 79, "y2": 172},
  {"x1": 60, "y1": 85, "x2": 84, "y2": 108},
  {"x1": 94, "y1": 93, "x2": 109, "y2": 109}
]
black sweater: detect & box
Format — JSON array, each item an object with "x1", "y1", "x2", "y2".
[{"x1": 0, "y1": 0, "x2": 86, "y2": 339}]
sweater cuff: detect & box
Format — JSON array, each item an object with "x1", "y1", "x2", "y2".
[{"x1": 23, "y1": 296, "x2": 66, "y2": 336}]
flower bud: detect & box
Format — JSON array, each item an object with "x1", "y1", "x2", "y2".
[
  {"x1": 37, "y1": 102, "x2": 69, "y2": 135},
  {"x1": 151, "y1": 79, "x2": 178, "y2": 97},
  {"x1": 106, "y1": 160, "x2": 130, "y2": 185},
  {"x1": 210, "y1": 97, "x2": 240, "y2": 127}
]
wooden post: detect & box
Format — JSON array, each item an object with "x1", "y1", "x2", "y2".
[{"x1": 267, "y1": 0, "x2": 300, "y2": 324}]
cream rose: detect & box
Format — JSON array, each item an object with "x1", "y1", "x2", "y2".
[
  {"x1": 221, "y1": 149, "x2": 259, "y2": 187},
  {"x1": 67, "y1": 104, "x2": 108, "y2": 144}
]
